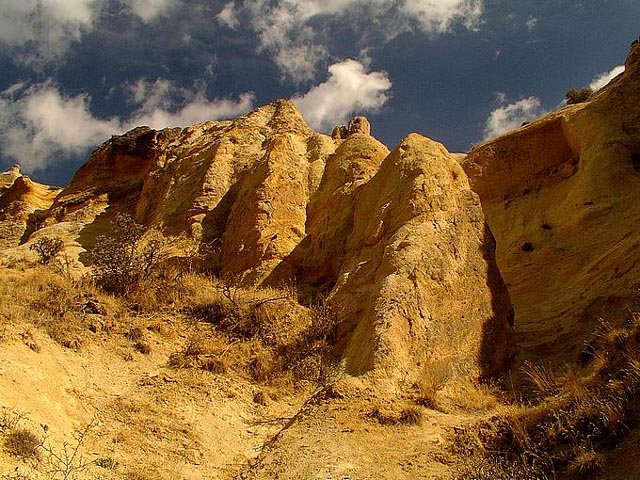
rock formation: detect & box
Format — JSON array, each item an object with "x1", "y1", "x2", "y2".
[
  {"x1": 0, "y1": 166, "x2": 61, "y2": 249},
  {"x1": 0, "y1": 101, "x2": 514, "y2": 389},
  {"x1": 462, "y1": 39, "x2": 640, "y2": 366},
  {"x1": 5, "y1": 41, "x2": 638, "y2": 389}
]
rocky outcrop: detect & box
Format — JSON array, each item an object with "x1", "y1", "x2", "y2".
[
  {"x1": 463, "y1": 40, "x2": 640, "y2": 366},
  {"x1": 0, "y1": 100, "x2": 513, "y2": 388},
  {"x1": 331, "y1": 134, "x2": 512, "y2": 387},
  {"x1": 0, "y1": 167, "x2": 61, "y2": 249}
]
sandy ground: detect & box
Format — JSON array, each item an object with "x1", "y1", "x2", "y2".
[{"x1": 0, "y1": 314, "x2": 482, "y2": 480}]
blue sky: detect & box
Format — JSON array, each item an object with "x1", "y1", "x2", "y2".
[{"x1": 0, "y1": 0, "x2": 638, "y2": 185}]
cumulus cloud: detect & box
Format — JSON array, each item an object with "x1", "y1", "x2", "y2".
[
  {"x1": 589, "y1": 65, "x2": 625, "y2": 91},
  {"x1": 0, "y1": 0, "x2": 95, "y2": 66},
  {"x1": 483, "y1": 95, "x2": 545, "y2": 140},
  {"x1": 125, "y1": 78, "x2": 255, "y2": 129},
  {"x1": 226, "y1": 0, "x2": 485, "y2": 82},
  {"x1": 0, "y1": 81, "x2": 255, "y2": 172},
  {"x1": 217, "y1": 1, "x2": 239, "y2": 29},
  {"x1": 129, "y1": 0, "x2": 179, "y2": 22},
  {"x1": 293, "y1": 59, "x2": 391, "y2": 131},
  {"x1": 0, "y1": 83, "x2": 119, "y2": 172}
]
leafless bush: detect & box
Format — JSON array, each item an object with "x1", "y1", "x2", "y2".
[
  {"x1": 40, "y1": 420, "x2": 98, "y2": 480},
  {"x1": 30, "y1": 236, "x2": 64, "y2": 265},
  {"x1": 89, "y1": 213, "x2": 164, "y2": 296}
]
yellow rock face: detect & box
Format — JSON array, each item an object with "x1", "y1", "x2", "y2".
[
  {"x1": 1, "y1": 99, "x2": 513, "y2": 387},
  {"x1": 463, "y1": 40, "x2": 640, "y2": 365},
  {"x1": 0, "y1": 168, "x2": 61, "y2": 249},
  {"x1": 331, "y1": 133, "x2": 512, "y2": 389}
]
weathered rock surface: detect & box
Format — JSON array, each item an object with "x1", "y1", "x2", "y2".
[
  {"x1": 0, "y1": 166, "x2": 61, "y2": 249},
  {"x1": 331, "y1": 134, "x2": 512, "y2": 389},
  {"x1": 0, "y1": 99, "x2": 513, "y2": 389},
  {"x1": 463, "y1": 38, "x2": 640, "y2": 365}
]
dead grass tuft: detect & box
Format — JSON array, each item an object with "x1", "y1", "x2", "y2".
[
  {"x1": 368, "y1": 405, "x2": 423, "y2": 426},
  {"x1": 414, "y1": 363, "x2": 450, "y2": 410},
  {"x1": 567, "y1": 443, "x2": 604, "y2": 479},
  {"x1": 4, "y1": 428, "x2": 40, "y2": 459}
]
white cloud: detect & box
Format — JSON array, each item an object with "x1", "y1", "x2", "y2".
[
  {"x1": 0, "y1": 0, "x2": 95, "y2": 66},
  {"x1": 525, "y1": 16, "x2": 538, "y2": 30},
  {"x1": 0, "y1": 83, "x2": 119, "y2": 172},
  {"x1": 129, "y1": 0, "x2": 179, "y2": 22},
  {"x1": 125, "y1": 79, "x2": 255, "y2": 129},
  {"x1": 227, "y1": 0, "x2": 485, "y2": 82},
  {"x1": 293, "y1": 59, "x2": 391, "y2": 131},
  {"x1": 401, "y1": 0, "x2": 484, "y2": 33},
  {"x1": 217, "y1": 1, "x2": 239, "y2": 29},
  {"x1": 589, "y1": 65, "x2": 625, "y2": 91},
  {"x1": 0, "y1": 80, "x2": 255, "y2": 172},
  {"x1": 483, "y1": 95, "x2": 545, "y2": 140}
]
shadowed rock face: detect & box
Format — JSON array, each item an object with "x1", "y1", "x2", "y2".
[{"x1": 462, "y1": 40, "x2": 640, "y2": 367}]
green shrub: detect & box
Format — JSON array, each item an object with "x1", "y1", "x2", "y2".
[{"x1": 565, "y1": 87, "x2": 593, "y2": 104}]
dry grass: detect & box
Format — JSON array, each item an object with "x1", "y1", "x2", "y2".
[
  {"x1": 3, "y1": 428, "x2": 40, "y2": 459},
  {"x1": 0, "y1": 266, "x2": 121, "y2": 349},
  {"x1": 414, "y1": 363, "x2": 450, "y2": 410},
  {"x1": 454, "y1": 308, "x2": 640, "y2": 479},
  {"x1": 368, "y1": 405, "x2": 424, "y2": 426}
]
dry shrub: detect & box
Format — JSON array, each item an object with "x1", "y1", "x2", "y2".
[
  {"x1": 29, "y1": 236, "x2": 64, "y2": 265},
  {"x1": 253, "y1": 390, "x2": 269, "y2": 406},
  {"x1": 185, "y1": 279, "x2": 342, "y2": 386},
  {"x1": 134, "y1": 341, "x2": 152, "y2": 354},
  {"x1": 449, "y1": 381, "x2": 498, "y2": 412},
  {"x1": 399, "y1": 407, "x2": 423, "y2": 425},
  {"x1": 168, "y1": 333, "x2": 229, "y2": 374},
  {"x1": 457, "y1": 309, "x2": 640, "y2": 480},
  {"x1": 201, "y1": 357, "x2": 226, "y2": 374},
  {"x1": 90, "y1": 214, "x2": 174, "y2": 301},
  {"x1": 414, "y1": 363, "x2": 450, "y2": 409},
  {"x1": 4, "y1": 428, "x2": 41, "y2": 459},
  {"x1": 125, "y1": 325, "x2": 144, "y2": 342},
  {"x1": 247, "y1": 343, "x2": 277, "y2": 382},
  {"x1": 368, "y1": 405, "x2": 423, "y2": 426}
]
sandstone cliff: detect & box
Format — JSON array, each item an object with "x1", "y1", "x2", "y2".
[
  {"x1": 0, "y1": 165, "x2": 61, "y2": 250},
  {"x1": 463, "y1": 39, "x2": 640, "y2": 366},
  {"x1": 0, "y1": 99, "x2": 513, "y2": 390}
]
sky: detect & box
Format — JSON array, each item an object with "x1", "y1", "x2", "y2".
[{"x1": 0, "y1": 0, "x2": 638, "y2": 186}]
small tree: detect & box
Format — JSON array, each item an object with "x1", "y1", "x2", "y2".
[
  {"x1": 89, "y1": 213, "x2": 162, "y2": 296},
  {"x1": 30, "y1": 236, "x2": 64, "y2": 265},
  {"x1": 565, "y1": 87, "x2": 593, "y2": 105}
]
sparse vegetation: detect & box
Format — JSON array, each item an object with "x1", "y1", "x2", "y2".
[
  {"x1": 3, "y1": 428, "x2": 40, "y2": 459},
  {"x1": 368, "y1": 405, "x2": 424, "y2": 426},
  {"x1": 39, "y1": 420, "x2": 98, "y2": 480},
  {"x1": 29, "y1": 236, "x2": 64, "y2": 265},
  {"x1": 89, "y1": 213, "x2": 165, "y2": 297},
  {"x1": 565, "y1": 87, "x2": 594, "y2": 104},
  {"x1": 414, "y1": 363, "x2": 450, "y2": 410},
  {"x1": 454, "y1": 307, "x2": 640, "y2": 479}
]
